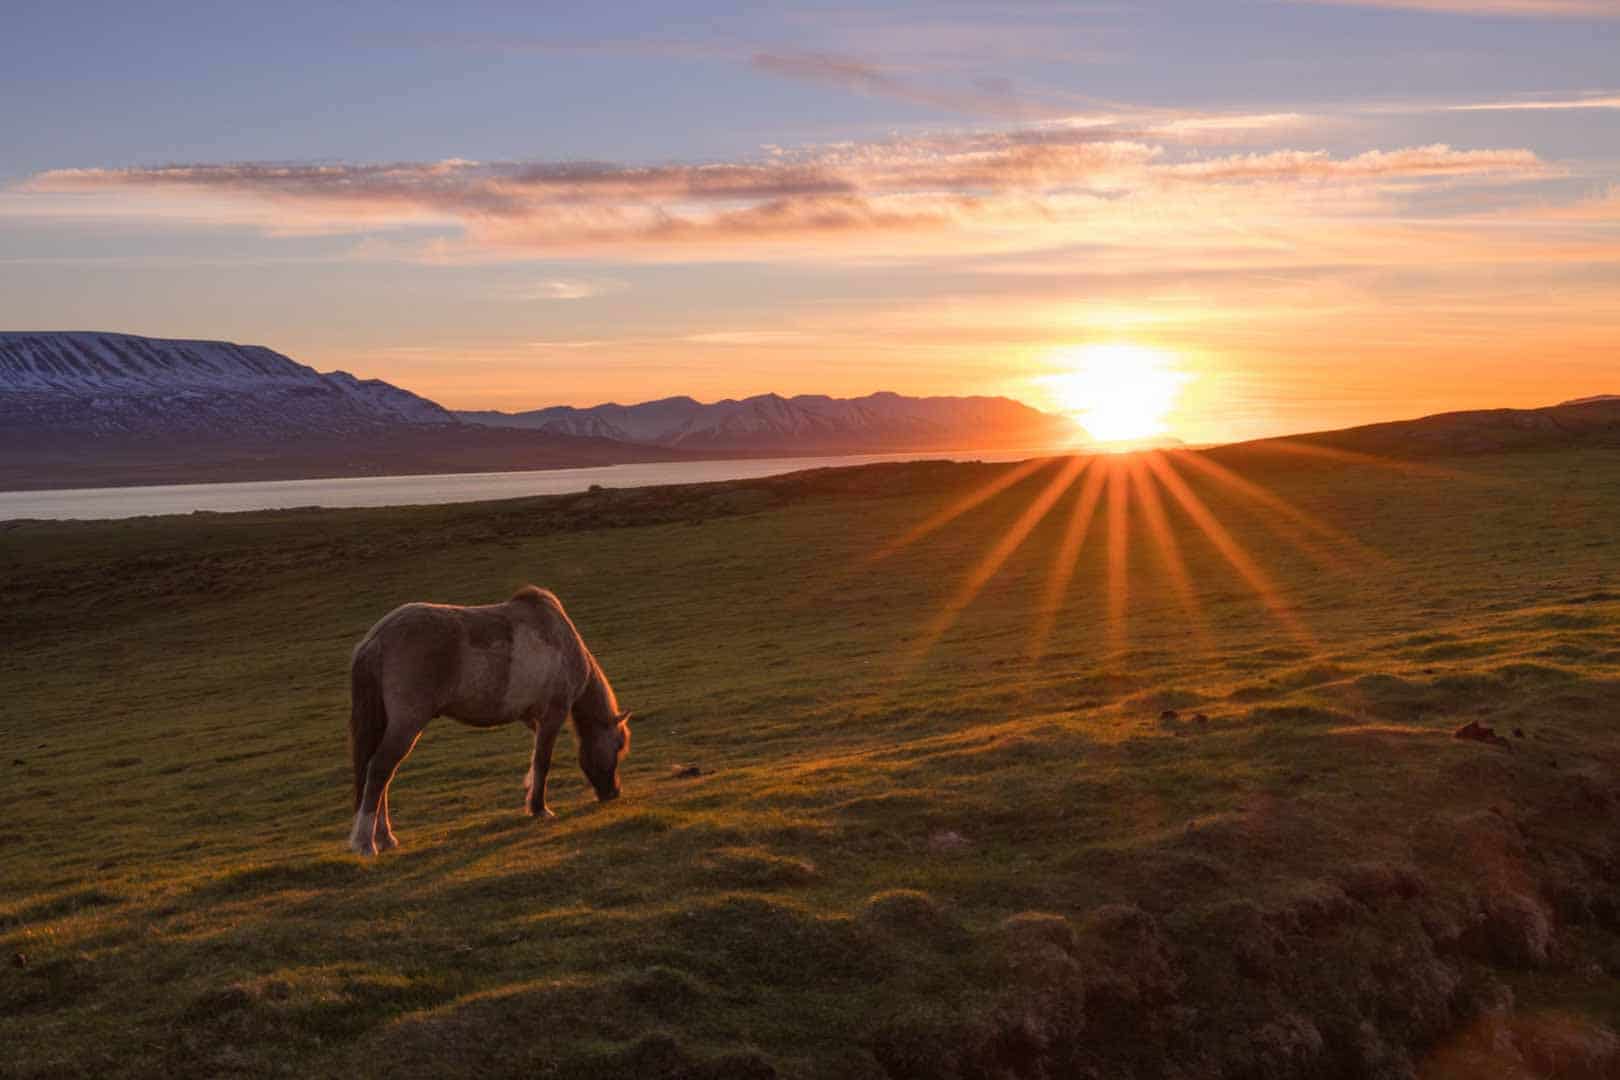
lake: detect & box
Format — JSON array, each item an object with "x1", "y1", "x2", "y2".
[{"x1": 0, "y1": 448, "x2": 1044, "y2": 521}]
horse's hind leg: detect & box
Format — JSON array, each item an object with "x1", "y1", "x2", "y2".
[{"x1": 351, "y1": 717, "x2": 425, "y2": 856}]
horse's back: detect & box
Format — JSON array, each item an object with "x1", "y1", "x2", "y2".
[
  {"x1": 352, "y1": 603, "x2": 467, "y2": 714},
  {"x1": 354, "y1": 590, "x2": 581, "y2": 725}
]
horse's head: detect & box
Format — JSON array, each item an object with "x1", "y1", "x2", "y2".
[{"x1": 581, "y1": 710, "x2": 632, "y2": 801}]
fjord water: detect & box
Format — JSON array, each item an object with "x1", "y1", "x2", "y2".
[{"x1": 0, "y1": 448, "x2": 1041, "y2": 521}]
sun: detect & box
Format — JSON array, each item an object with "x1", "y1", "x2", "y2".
[{"x1": 1043, "y1": 343, "x2": 1190, "y2": 444}]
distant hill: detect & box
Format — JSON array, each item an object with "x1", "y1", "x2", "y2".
[
  {"x1": 0, "y1": 331, "x2": 455, "y2": 442},
  {"x1": 0, "y1": 332, "x2": 687, "y2": 490},
  {"x1": 1214, "y1": 397, "x2": 1620, "y2": 462},
  {"x1": 459, "y1": 390, "x2": 1086, "y2": 454}
]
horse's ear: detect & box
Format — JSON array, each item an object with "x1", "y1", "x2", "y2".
[{"x1": 617, "y1": 710, "x2": 633, "y2": 725}]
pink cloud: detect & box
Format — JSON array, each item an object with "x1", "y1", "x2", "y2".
[
  {"x1": 1293, "y1": 0, "x2": 1617, "y2": 15},
  {"x1": 1161, "y1": 145, "x2": 1547, "y2": 182},
  {"x1": 16, "y1": 131, "x2": 1558, "y2": 260}
]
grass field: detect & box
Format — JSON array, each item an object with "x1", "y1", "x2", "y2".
[{"x1": 4, "y1": 447, "x2": 1620, "y2": 1078}]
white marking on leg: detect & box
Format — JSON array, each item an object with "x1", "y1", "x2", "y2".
[{"x1": 349, "y1": 810, "x2": 378, "y2": 856}]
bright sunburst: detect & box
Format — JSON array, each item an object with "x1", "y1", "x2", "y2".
[{"x1": 1044, "y1": 343, "x2": 1189, "y2": 444}]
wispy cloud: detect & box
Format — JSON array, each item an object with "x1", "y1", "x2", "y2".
[
  {"x1": 17, "y1": 130, "x2": 1551, "y2": 261},
  {"x1": 682, "y1": 329, "x2": 815, "y2": 345},
  {"x1": 1162, "y1": 145, "x2": 1546, "y2": 181},
  {"x1": 1442, "y1": 94, "x2": 1620, "y2": 111},
  {"x1": 1293, "y1": 0, "x2": 1619, "y2": 15},
  {"x1": 511, "y1": 278, "x2": 628, "y2": 301},
  {"x1": 751, "y1": 49, "x2": 1034, "y2": 117}
]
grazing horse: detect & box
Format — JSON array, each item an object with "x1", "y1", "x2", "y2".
[{"x1": 347, "y1": 585, "x2": 631, "y2": 856}]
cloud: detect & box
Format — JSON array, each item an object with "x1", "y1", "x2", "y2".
[
  {"x1": 1161, "y1": 144, "x2": 1547, "y2": 182},
  {"x1": 512, "y1": 278, "x2": 628, "y2": 301},
  {"x1": 751, "y1": 50, "x2": 911, "y2": 98},
  {"x1": 1292, "y1": 0, "x2": 1618, "y2": 15},
  {"x1": 1362, "y1": 92, "x2": 1620, "y2": 115},
  {"x1": 15, "y1": 127, "x2": 1557, "y2": 263},
  {"x1": 682, "y1": 330, "x2": 816, "y2": 345},
  {"x1": 751, "y1": 49, "x2": 1034, "y2": 117},
  {"x1": 1442, "y1": 95, "x2": 1620, "y2": 111},
  {"x1": 1149, "y1": 112, "x2": 1315, "y2": 137}
]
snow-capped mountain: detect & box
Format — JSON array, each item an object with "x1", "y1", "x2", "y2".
[
  {"x1": 459, "y1": 391, "x2": 1086, "y2": 452},
  {"x1": 0, "y1": 331, "x2": 454, "y2": 443}
]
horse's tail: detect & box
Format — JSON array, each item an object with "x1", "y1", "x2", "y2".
[{"x1": 349, "y1": 647, "x2": 387, "y2": 812}]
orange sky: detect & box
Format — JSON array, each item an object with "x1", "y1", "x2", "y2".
[{"x1": 3, "y1": 2, "x2": 1619, "y2": 445}]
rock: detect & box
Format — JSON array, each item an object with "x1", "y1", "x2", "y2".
[
  {"x1": 1481, "y1": 892, "x2": 1553, "y2": 968},
  {"x1": 1453, "y1": 720, "x2": 1512, "y2": 750},
  {"x1": 860, "y1": 889, "x2": 964, "y2": 944},
  {"x1": 670, "y1": 764, "x2": 702, "y2": 778},
  {"x1": 1081, "y1": 904, "x2": 1181, "y2": 1010}
]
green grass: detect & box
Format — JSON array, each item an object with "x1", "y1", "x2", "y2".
[{"x1": 4, "y1": 449, "x2": 1620, "y2": 1078}]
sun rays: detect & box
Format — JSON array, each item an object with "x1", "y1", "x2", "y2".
[{"x1": 879, "y1": 446, "x2": 1366, "y2": 675}]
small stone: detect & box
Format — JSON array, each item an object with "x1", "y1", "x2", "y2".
[{"x1": 670, "y1": 764, "x2": 702, "y2": 779}]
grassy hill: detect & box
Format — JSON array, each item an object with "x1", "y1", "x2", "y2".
[
  {"x1": 1217, "y1": 397, "x2": 1620, "y2": 461},
  {"x1": 3, "y1": 446, "x2": 1619, "y2": 1078}
]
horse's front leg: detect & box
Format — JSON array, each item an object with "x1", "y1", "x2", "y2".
[{"x1": 526, "y1": 706, "x2": 567, "y2": 820}]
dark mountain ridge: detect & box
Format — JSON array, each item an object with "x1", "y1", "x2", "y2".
[
  {"x1": 459, "y1": 389, "x2": 1085, "y2": 453},
  {"x1": 0, "y1": 331, "x2": 454, "y2": 444},
  {"x1": 0, "y1": 332, "x2": 689, "y2": 490}
]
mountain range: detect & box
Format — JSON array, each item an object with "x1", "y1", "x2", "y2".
[
  {"x1": 3, "y1": 331, "x2": 1616, "y2": 493},
  {"x1": 458, "y1": 391, "x2": 1081, "y2": 453},
  {"x1": 0, "y1": 331, "x2": 454, "y2": 442},
  {"x1": 0, "y1": 332, "x2": 1082, "y2": 490}
]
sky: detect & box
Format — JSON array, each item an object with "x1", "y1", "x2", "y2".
[{"x1": 2, "y1": 0, "x2": 1618, "y2": 444}]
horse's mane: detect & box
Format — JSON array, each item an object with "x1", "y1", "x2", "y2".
[
  {"x1": 511, "y1": 584, "x2": 559, "y2": 606},
  {"x1": 574, "y1": 653, "x2": 621, "y2": 730}
]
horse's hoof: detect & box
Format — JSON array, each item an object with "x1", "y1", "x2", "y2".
[
  {"x1": 351, "y1": 840, "x2": 378, "y2": 857},
  {"x1": 527, "y1": 806, "x2": 557, "y2": 821},
  {"x1": 374, "y1": 833, "x2": 399, "y2": 852}
]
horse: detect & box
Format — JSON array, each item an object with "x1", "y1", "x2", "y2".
[{"x1": 347, "y1": 585, "x2": 631, "y2": 856}]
